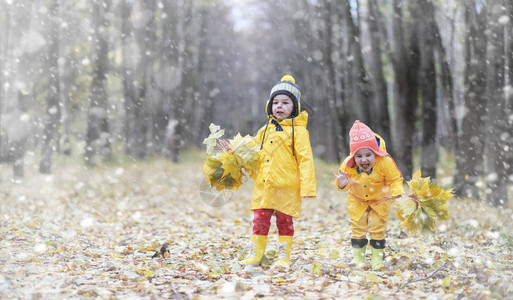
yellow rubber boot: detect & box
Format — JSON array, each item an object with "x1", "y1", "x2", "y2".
[
  {"x1": 274, "y1": 235, "x2": 293, "y2": 268},
  {"x1": 242, "y1": 235, "x2": 268, "y2": 265},
  {"x1": 371, "y1": 247, "x2": 385, "y2": 270}
]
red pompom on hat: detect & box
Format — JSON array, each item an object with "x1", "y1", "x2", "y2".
[{"x1": 346, "y1": 120, "x2": 388, "y2": 168}]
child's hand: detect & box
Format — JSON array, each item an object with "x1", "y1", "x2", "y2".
[
  {"x1": 334, "y1": 170, "x2": 350, "y2": 188},
  {"x1": 217, "y1": 139, "x2": 231, "y2": 152}
]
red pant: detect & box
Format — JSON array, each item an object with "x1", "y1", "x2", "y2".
[{"x1": 252, "y1": 209, "x2": 294, "y2": 236}]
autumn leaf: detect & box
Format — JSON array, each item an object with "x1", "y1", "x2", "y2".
[
  {"x1": 441, "y1": 277, "x2": 451, "y2": 289},
  {"x1": 260, "y1": 255, "x2": 271, "y2": 266},
  {"x1": 367, "y1": 272, "x2": 380, "y2": 283},
  {"x1": 237, "y1": 245, "x2": 247, "y2": 260},
  {"x1": 266, "y1": 249, "x2": 277, "y2": 258},
  {"x1": 203, "y1": 123, "x2": 225, "y2": 157},
  {"x1": 311, "y1": 262, "x2": 322, "y2": 275},
  {"x1": 329, "y1": 249, "x2": 340, "y2": 259}
]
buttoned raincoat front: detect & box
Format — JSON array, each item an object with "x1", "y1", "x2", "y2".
[
  {"x1": 335, "y1": 155, "x2": 404, "y2": 222},
  {"x1": 251, "y1": 111, "x2": 316, "y2": 218}
]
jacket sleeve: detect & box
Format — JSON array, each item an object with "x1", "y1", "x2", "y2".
[
  {"x1": 383, "y1": 156, "x2": 405, "y2": 196},
  {"x1": 248, "y1": 127, "x2": 266, "y2": 180},
  {"x1": 255, "y1": 126, "x2": 264, "y2": 145},
  {"x1": 294, "y1": 128, "x2": 317, "y2": 197}
]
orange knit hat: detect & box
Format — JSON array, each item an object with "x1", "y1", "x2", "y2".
[{"x1": 346, "y1": 120, "x2": 387, "y2": 168}]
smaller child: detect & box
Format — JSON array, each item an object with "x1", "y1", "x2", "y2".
[{"x1": 334, "y1": 120, "x2": 404, "y2": 270}]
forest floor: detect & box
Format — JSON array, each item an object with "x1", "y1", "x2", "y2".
[{"x1": 0, "y1": 153, "x2": 512, "y2": 299}]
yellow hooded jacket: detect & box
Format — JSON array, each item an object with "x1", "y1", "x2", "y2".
[
  {"x1": 251, "y1": 111, "x2": 316, "y2": 218},
  {"x1": 335, "y1": 148, "x2": 404, "y2": 222}
]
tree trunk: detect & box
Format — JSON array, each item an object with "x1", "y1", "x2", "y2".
[
  {"x1": 0, "y1": 5, "x2": 9, "y2": 162},
  {"x1": 194, "y1": 6, "x2": 212, "y2": 146},
  {"x1": 484, "y1": 0, "x2": 508, "y2": 207},
  {"x1": 506, "y1": 0, "x2": 513, "y2": 184},
  {"x1": 12, "y1": 138, "x2": 26, "y2": 178},
  {"x1": 152, "y1": 1, "x2": 175, "y2": 153},
  {"x1": 120, "y1": 0, "x2": 136, "y2": 157},
  {"x1": 39, "y1": 0, "x2": 61, "y2": 174},
  {"x1": 333, "y1": 0, "x2": 358, "y2": 157},
  {"x1": 189, "y1": 6, "x2": 208, "y2": 146},
  {"x1": 85, "y1": 0, "x2": 111, "y2": 165},
  {"x1": 348, "y1": 1, "x2": 371, "y2": 128},
  {"x1": 323, "y1": 0, "x2": 341, "y2": 162},
  {"x1": 365, "y1": 0, "x2": 391, "y2": 145},
  {"x1": 454, "y1": 0, "x2": 487, "y2": 198},
  {"x1": 419, "y1": 0, "x2": 438, "y2": 178},
  {"x1": 390, "y1": 0, "x2": 420, "y2": 179},
  {"x1": 60, "y1": 64, "x2": 72, "y2": 156},
  {"x1": 161, "y1": 0, "x2": 180, "y2": 158},
  {"x1": 434, "y1": 23, "x2": 457, "y2": 150},
  {"x1": 172, "y1": 0, "x2": 194, "y2": 162},
  {"x1": 132, "y1": 0, "x2": 156, "y2": 159}
]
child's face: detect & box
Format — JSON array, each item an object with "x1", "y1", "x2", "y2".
[
  {"x1": 272, "y1": 94, "x2": 294, "y2": 121},
  {"x1": 354, "y1": 148, "x2": 376, "y2": 172}
]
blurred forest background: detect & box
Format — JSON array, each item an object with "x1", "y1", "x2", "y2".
[{"x1": 0, "y1": 0, "x2": 511, "y2": 206}]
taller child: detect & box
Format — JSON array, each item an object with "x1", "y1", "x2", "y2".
[{"x1": 239, "y1": 75, "x2": 316, "y2": 268}]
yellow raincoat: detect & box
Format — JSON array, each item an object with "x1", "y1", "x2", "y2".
[
  {"x1": 251, "y1": 111, "x2": 316, "y2": 218},
  {"x1": 335, "y1": 155, "x2": 404, "y2": 222}
]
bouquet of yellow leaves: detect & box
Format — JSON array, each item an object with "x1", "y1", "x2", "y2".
[
  {"x1": 202, "y1": 123, "x2": 261, "y2": 191},
  {"x1": 395, "y1": 170, "x2": 453, "y2": 234}
]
